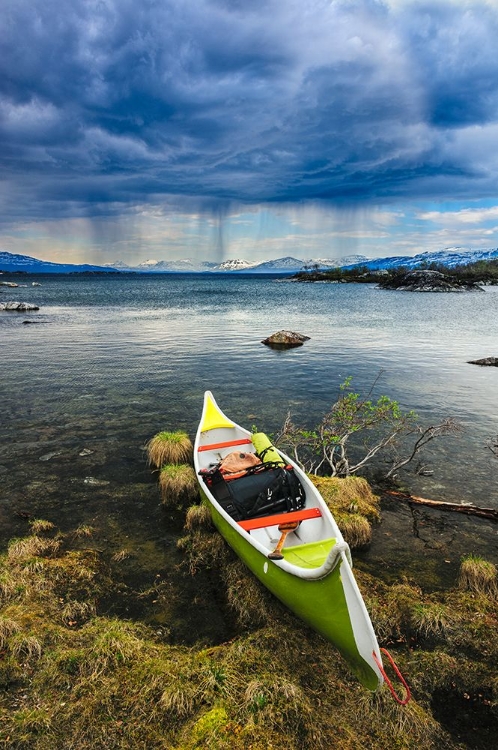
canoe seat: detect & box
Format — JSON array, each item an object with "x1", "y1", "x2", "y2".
[
  {"x1": 238, "y1": 507, "x2": 322, "y2": 531},
  {"x1": 281, "y1": 538, "x2": 336, "y2": 569},
  {"x1": 198, "y1": 438, "x2": 253, "y2": 453}
]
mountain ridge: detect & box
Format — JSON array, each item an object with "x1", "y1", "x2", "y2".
[
  {"x1": 0, "y1": 251, "x2": 367, "y2": 274},
  {"x1": 1, "y1": 248, "x2": 498, "y2": 275}
]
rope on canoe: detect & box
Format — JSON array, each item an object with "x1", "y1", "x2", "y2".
[{"x1": 372, "y1": 648, "x2": 411, "y2": 705}]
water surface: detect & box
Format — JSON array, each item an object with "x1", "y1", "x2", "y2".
[{"x1": 1, "y1": 273, "x2": 497, "y2": 593}]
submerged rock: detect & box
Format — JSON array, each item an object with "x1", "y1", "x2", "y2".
[
  {"x1": 83, "y1": 476, "x2": 110, "y2": 486},
  {"x1": 39, "y1": 451, "x2": 64, "y2": 461},
  {"x1": 378, "y1": 270, "x2": 484, "y2": 292},
  {"x1": 468, "y1": 357, "x2": 498, "y2": 366},
  {"x1": 262, "y1": 330, "x2": 310, "y2": 348},
  {"x1": 0, "y1": 301, "x2": 40, "y2": 311}
]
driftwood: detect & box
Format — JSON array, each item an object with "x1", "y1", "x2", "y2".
[{"x1": 385, "y1": 490, "x2": 498, "y2": 522}]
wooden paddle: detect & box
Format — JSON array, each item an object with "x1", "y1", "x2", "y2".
[{"x1": 267, "y1": 521, "x2": 299, "y2": 560}]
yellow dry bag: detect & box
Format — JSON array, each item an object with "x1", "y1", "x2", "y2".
[{"x1": 251, "y1": 432, "x2": 284, "y2": 465}]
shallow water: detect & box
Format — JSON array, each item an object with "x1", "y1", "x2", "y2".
[{"x1": 1, "y1": 273, "x2": 497, "y2": 595}]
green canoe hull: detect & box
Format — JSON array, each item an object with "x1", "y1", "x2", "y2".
[{"x1": 204, "y1": 492, "x2": 379, "y2": 690}]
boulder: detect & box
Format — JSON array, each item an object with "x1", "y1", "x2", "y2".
[
  {"x1": 0, "y1": 301, "x2": 40, "y2": 311},
  {"x1": 468, "y1": 357, "x2": 498, "y2": 367},
  {"x1": 378, "y1": 269, "x2": 484, "y2": 292},
  {"x1": 262, "y1": 330, "x2": 310, "y2": 349}
]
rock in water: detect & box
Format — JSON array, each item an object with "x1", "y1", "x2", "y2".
[
  {"x1": 0, "y1": 301, "x2": 40, "y2": 311},
  {"x1": 262, "y1": 330, "x2": 310, "y2": 348},
  {"x1": 468, "y1": 357, "x2": 498, "y2": 366}
]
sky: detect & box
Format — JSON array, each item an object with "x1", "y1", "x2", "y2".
[{"x1": 2, "y1": 0, "x2": 498, "y2": 265}]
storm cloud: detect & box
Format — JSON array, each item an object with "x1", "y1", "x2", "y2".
[{"x1": 1, "y1": 0, "x2": 498, "y2": 257}]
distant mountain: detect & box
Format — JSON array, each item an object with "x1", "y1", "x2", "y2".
[
  {"x1": 131, "y1": 258, "x2": 218, "y2": 272},
  {"x1": 345, "y1": 247, "x2": 498, "y2": 271},
  {"x1": 0, "y1": 251, "x2": 119, "y2": 274},
  {"x1": 0, "y1": 251, "x2": 369, "y2": 275},
  {"x1": 215, "y1": 258, "x2": 260, "y2": 271},
  {"x1": 103, "y1": 260, "x2": 130, "y2": 269},
  {"x1": 3, "y1": 247, "x2": 497, "y2": 276},
  {"x1": 235, "y1": 256, "x2": 306, "y2": 273}
]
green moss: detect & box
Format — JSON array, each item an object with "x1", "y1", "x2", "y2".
[
  {"x1": 185, "y1": 705, "x2": 230, "y2": 747},
  {"x1": 1, "y1": 527, "x2": 497, "y2": 749}
]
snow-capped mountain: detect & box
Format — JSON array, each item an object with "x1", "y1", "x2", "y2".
[
  {"x1": 346, "y1": 247, "x2": 498, "y2": 271},
  {"x1": 103, "y1": 260, "x2": 130, "y2": 269},
  {"x1": 215, "y1": 258, "x2": 260, "y2": 271},
  {"x1": 0, "y1": 251, "x2": 119, "y2": 274},
  {"x1": 2, "y1": 248, "x2": 497, "y2": 275},
  {"x1": 130, "y1": 258, "x2": 219, "y2": 272}
]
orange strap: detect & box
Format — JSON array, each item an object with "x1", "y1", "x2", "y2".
[
  {"x1": 372, "y1": 648, "x2": 411, "y2": 705},
  {"x1": 238, "y1": 507, "x2": 322, "y2": 531},
  {"x1": 198, "y1": 438, "x2": 252, "y2": 452}
]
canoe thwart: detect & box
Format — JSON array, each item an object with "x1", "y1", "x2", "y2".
[
  {"x1": 238, "y1": 506, "x2": 322, "y2": 531},
  {"x1": 198, "y1": 437, "x2": 253, "y2": 452}
]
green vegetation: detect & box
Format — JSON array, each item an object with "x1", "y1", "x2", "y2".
[
  {"x1": 276, "y1": 376, "x2": 458, "y2": 479},
  {"x1": 310, "y1": 475, "x2": 380, "y2": 548},
  {"x1": 146, "y1": 430, "x2": 194, "y2": 469},
  {"x1": 458, "y1": 554, "x2": 498, "y2": 597},
  {"x1": 1, "y1": 513, "x2": 497, "y2": 748},
  {"x1": 159, "y1": 464, "x2": 199, "y2": 508},
  {"x1": 293, "y1": 258, "x2": 498, "y2": 285},
  {"x1": 294, "y1": 264, "x2": 383, "y2": 283}
]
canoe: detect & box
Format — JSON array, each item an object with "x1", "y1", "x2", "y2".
[{"x1": 194, "y1": 391, "x2": 395, "y2": 692}]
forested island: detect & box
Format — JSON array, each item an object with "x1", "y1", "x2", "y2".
[{"x1": 293, "y1": 259, "x2": 498, "y2": 287}]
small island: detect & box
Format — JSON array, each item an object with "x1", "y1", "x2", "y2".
[
  {"x1": 377, "y1": 269, "x2": 484, "y2": 292},
  {"x1": 292, "y1": 257, "x2": 498, "y2": 291}
]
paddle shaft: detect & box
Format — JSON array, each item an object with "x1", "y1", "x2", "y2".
[{"x1": 267, "y1": 521, "x2": 299, "y2": 560}]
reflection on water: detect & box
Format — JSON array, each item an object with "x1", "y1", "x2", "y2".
[{"x1": 1, "y1": 274, "x2": 497, "y2": 590}]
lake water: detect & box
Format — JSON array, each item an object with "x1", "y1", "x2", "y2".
[{"x1": 1, "y1": 273, "x2": 497, "y2": 598}]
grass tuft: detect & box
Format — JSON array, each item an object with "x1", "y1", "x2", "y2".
[
  {"x1": 310, "y1": 474, "x2": 380, "y2": 521},
  {"x1": 411, "y1": 602, "x2": 454, "y2": 638},
  {"x1": 111, "y1": 548, "x2": 132, "y2": 563},
  {"x1": 336, "y1": 512, "x2": 372, "y2": 548},
  {"x1": 73, "y1": 525, "x2": 96, "y2": 539},
  {"x1": 84, "y1": 618, "x2": 147, "y2": 676},
  {"x1": 177, "y1": 528, "x2": 230, "y2": 576},
  {"x1": 0, "y1": 615, "x2": 21, "y2": 647},
  {"x1": 159, "y1": 464, "x2": 199, "y2": 507},
  {"x1": 222, "y1": 560, "x2": 276, "y2": 628},
  {"x1": 146, "y1": 430, "x2": 193, "y2": 468},
  {"x1": 184, "y1": 503, "x2": 213, "y2": 532},
  {"x1": 10, "y1": 633, "x2": 43, "y2": 661},
  {"x1": 13, "y1": 707, "x2": 52, "y2": 733},
  {"x1": 29, "y1": 519, "x2": 56, "y2": 534},
  {"x1": 7, "y1": 536, "x2": 61, "y2": 562},
  {"x1": 61, "y1": 600, "x2": 96, "y2": 627},
  {"x1": 458, "y1": 554, "x2": 497, "y2": 596}
]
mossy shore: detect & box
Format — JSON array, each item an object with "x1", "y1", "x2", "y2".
[{"x1": 1, "y1": 477, "x2": 497, "y2": 749}]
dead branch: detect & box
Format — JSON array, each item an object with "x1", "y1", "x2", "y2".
[{"x1": 385, "y1": 490, "x2": 498, "y2": 521}]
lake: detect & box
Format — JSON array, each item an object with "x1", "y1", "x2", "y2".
[{"x1": 1, "y1": 273, "x2": 497, "y2": 594}]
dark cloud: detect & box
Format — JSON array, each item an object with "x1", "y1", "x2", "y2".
[{"x1": 1, "y1": 0, "x2": 498, "y2": 224}]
